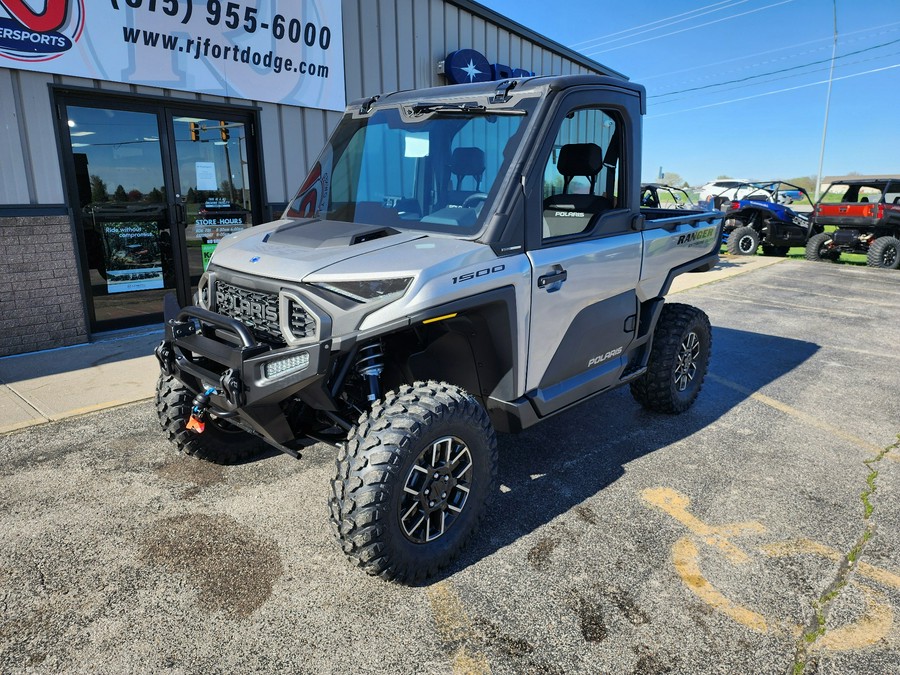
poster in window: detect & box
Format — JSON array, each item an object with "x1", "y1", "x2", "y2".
[{"x1": 103, "y1": 222, "x2": 164, "y2": 293}]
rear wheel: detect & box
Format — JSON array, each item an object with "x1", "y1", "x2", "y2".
[
  {"x1": 726, "y1": 226, "x2": 760, "y2": 256},
  {"x1": 156, "y1": 374, "x2": 264, "y2": 464},
  {"x1": 805, "y1": 232, "x2": 839, "y2": 262},
  {"x1": 330, "y1": 382, "x2": 497, "y2": 582},
  {"x1": 867, "y1": 236, "x2": 900, "y2": 269},
  {"x1": 630, "y1": 303, "x2": 712, "y2": 414}
]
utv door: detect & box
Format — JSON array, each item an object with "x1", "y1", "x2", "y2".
[{"x1": 525, "y1": 103, "x2": 642, "y2": 416}]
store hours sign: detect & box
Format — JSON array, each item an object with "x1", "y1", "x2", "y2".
[{"x1": 0, "y1": 0, "x2": 345, "y2": 111}]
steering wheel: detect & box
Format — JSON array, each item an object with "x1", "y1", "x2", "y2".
[{"x1": 462, "y1": 193, "x2": 489, "y2": 215}]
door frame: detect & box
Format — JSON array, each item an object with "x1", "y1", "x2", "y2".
[{"x1": 52, "y1": 86, "x2": 267, "y2": 332}]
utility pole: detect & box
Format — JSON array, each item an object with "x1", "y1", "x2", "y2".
[{"x1": 815, "y1": 0, "x2": 838, "y2": 201}]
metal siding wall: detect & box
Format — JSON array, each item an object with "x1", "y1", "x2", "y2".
[
  {"x1": 259, "y1": 102, "x2": 288, "y2": 204},
  {"x1": 395, "y1": 0, "x2": 415, "y2": 91},
  {"x1": 0, "y1": 70, "x2": 30, "y2": 204},
  {"x1": 18, "y1": 72, "x2": 64, "y2": 204},
  {"x1": 379, "y1": 0, "x2": 399, "y2": 94}
]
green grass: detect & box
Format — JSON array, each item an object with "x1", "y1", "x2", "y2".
[{"x1": 719, "y1": 244, "x2": 867, "y2": 265}]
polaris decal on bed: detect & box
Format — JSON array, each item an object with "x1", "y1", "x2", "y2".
[{"x1": 676, "y1": 227, "x2": 715, "y2": 246}]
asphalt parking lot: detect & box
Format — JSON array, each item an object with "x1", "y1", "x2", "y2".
[{"x1": 1, "y1": 259, "x2": 899, "y2": 674}]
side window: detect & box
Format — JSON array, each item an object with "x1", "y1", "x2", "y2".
[{"x1": 542, "y1": 108, "x2": 622, "y2": 241}]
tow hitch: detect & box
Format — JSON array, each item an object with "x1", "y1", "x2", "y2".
[{"x1": 186, "y1": 387, "x2": 217, "y2": 434}]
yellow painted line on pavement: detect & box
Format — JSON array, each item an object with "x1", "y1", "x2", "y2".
[
  {"x1": 426, "y1": 581, "x2": 491, "y2": 675},
  {"x1": 646, "y1": 490, "x2": 900, "y2": 652},
  {"x1": 818, "y1": 583, "x2": 894, "y2": 652},
  {"x1": 671, "y1": 537, "x2": 769, "y2": 633},
  {"x1": 763, "y1": 539, "x2": 900, "y2": 591},
  {"x1": 708, "y1": 373, "x2": 896, "y2": 462}
]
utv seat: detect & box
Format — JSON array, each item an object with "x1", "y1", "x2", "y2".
[
  {"x1": 445, "y1": 147, "x2": 486, "y2": 206},
  {"x1": 542, "y1": 143, "x2": 613, "y2": 238}
]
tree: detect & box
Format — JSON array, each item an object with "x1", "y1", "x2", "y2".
[
  {"x1": 785, "y1": 175, "x2": 816, "y2": 193},
  {"x1": 148, "y1": 187, "x2": 165, "y2": 203},
  {"x1": 127, "y1": 189, "x2": 143, "y2": 202},
  {"x1": 90, "y1": 175, "x2": 109, "y2": 203},
  {"x1": 662, "y1": 172, "x2": 688, "y2": 188},
  {"x1": 716, "y1": 174, "x2": 732, "y2": 180},
  {"x1": 113, "y1": 184, "x2": 128, "y2": 202}
]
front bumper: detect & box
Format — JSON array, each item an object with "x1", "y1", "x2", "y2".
[{"x1": 155, "y1": 305, "x2": 333, "y2": 449}]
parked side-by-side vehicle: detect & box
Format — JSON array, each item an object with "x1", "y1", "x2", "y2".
[
  {"x1": 806, "y1": 178, "x2": 900, "y2": 269},
  {"x1": 154, "y1": 74, "x2": 723, "y2": 581},
  {"x1": 720, "y1": 181, "x2": 819, "y2": 257}
]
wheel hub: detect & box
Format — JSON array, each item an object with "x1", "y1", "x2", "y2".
[
  {"x1": 674, "y1": 331, "x2": 701, "y2": 392},
  {"x1": 400, "y1": 436, "x2": 473, "y2": 543}
]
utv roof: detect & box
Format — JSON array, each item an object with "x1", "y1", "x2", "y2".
[
  {"x1": 826, "y1": 178, "x2": 900, "y2": 185},
  {"x1": 350, "y1": 74, "x2": 647, "y2": 113}
]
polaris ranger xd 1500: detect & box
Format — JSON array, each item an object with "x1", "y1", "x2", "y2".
[{"x1": 155, "y1": 75, "x2": 723, "y2": 582}]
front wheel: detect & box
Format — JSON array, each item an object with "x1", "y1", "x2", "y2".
[
  {"x1": 155, "y1": 374, "x2": 264, "y2": 464},
  {"x1": 630, "y1": 303, "x2": 712, "y2": 414},
  {"x1": 330, "y1": 382, "x2": 498, "y2": 582},
  {"x1": 726, "y1": 226, "x2": 760, "y2": 255},
  {"x1": 805, "y1": 232, "x2": 839, "y2": 262},
  {"x1": 867, "y1": 236, "x2": 900, "y2": 269}
]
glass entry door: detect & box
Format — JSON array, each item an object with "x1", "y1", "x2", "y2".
[
  {"x1": 59, "y1": 95, "x2": 261, "y2": 332},
  {"x1": 171, "y1": 115, "x2": 254, "y2": 300}
]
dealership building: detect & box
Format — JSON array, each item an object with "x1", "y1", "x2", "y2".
[{"x1": 0, "y1": 0, "x2": 617, "y2": 357}]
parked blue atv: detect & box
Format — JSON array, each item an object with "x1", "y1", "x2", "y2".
[{"x1": 720, "y1": 181, "x2": 822, "y2": 256}]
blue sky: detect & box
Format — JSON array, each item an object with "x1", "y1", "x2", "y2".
[{"x1": 478, "y1": 0, "x2": 900, "y2": 186}]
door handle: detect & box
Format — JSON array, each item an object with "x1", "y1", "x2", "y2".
[
  {"x1": 173, "y1": 200, "x2": 186, "y2": 227},
  {"x1": 537, "y1": 266, "x2": 567, "y2": 288}
]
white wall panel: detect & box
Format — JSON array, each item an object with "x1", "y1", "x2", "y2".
[
  {"x1": 379, "y1": 0, "x2": 399, "y2": 94},
  {"x1": 18, "y1": 71, "x2": 64, "y2": 204},
  {"x1": 259, "y1": 102, "x2": 287, "y2": 203},
  {"x1": 0, "y1": 70, "x2": 30, "y2": 204},
  {"x1": 412, "y1": 0, "x2": 431, "y2": 89},
  {"x1": 395, "y1": 0, "x2": 416, "y2": 91}
]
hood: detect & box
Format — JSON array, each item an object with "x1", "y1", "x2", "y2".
[{"x1": 209, "y1": 218, "x2": 426, "y2": 282}]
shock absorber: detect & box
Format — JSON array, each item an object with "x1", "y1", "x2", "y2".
[{"x1": 356, "y1": 341, "x2": 385, "y2": 403}]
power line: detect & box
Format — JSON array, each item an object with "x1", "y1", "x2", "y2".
[
  {"x1": 583, "y1": 0, "x2": 796, "y2": 56},
  {"x1": 650, "y1": 36, "x2": 900, "y2": 98},
  {"x1": 815, "y1": 0, "x2": 838, "y2": 201},
  {"x1": 570, "y1": 0, "x2": 752, "y2": 50},
  {"x1": 634, "y1": 20, "x2": 900, "y2": 83},
  {"x1": 650, "y1": 48, "x2": 900, "y2": 106},
  {"x1": 570, "y1": 0, "x2": 736, "y2": 47},
  {"x1": 646, "y1": 63, "x2": 900, "y2": 118}
]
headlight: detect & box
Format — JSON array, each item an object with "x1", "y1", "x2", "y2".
[
  {"x1": 311, "y1": 277, "x2": 413, "y2": 303},
  {"x1": 197, "y1": 274, "x2": 211, "y2": 308}
]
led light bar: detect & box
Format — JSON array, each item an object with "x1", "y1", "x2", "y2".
[{"x1": 264, "y1": 352, "x2": 310, "y2": 379}]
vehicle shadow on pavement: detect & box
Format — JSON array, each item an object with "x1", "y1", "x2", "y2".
[{"x1": 430, "y1": 326, "x2": 821, "y2": 582}]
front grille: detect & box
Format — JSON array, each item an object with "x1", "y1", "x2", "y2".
[
  {"x1": 215, "y1": 281, "x2": 284, "y2": 345},
  {"x1": 287, "y1": 299, "x2": 316, "y2": 340}
]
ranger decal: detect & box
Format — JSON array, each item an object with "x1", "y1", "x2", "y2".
[{"x1": 676, "y1": 227, "x2": 715, "y2": 246}]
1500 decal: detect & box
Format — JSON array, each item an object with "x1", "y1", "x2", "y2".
[{"x1": 452, "y1": 264, "x2": 505, "y2": 284}]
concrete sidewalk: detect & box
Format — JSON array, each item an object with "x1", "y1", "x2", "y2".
[{"x1": 0, "y1": 255, "x2": 785, "y2": 434}]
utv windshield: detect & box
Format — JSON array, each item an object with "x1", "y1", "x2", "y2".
[{"x1": 285, "y1": 100, "x2": 537, "y2": 235}]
